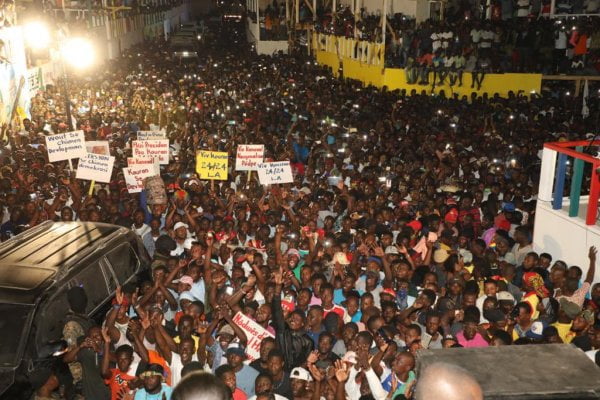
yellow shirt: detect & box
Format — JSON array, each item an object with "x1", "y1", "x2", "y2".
[
  {"x1": 552, "y1": 322, "x2": 573, "y2": 343},
  {"x1": 174, "y1": 335, "x2": 200, "y2": 352},
  {"x1": 523, "y1": 292, "x2": 540, "y2": 320}
]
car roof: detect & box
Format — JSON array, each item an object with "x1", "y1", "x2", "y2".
[{"x1": 0, "y1": 221, "x2": 120, "y2": 304}]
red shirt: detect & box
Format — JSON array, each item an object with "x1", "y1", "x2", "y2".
[
  {"x1": 323, "y1": 304, "x2": 346, "y2": 320},
  {"x1": 104, "y1": 368, "x2": 136, "y2": 400}
]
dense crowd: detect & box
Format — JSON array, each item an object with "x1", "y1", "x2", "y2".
[
  {"x1": 312, "y1": 5, "x2": 600, "y2": 74},
  {"x1": 7, "y1": 17, "x2": 600, "y2": 400}
]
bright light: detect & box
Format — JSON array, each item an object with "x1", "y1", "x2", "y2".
[
  {"x1": 61, "y1": 37, "x2": 95, "y2": 69},
  {"x1": 23, "y1": 21, "x2": 50, "y2": 50}
]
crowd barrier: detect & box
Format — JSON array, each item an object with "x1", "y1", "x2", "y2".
[{"x1": 312, "y1": 33, "x2": 542, "y2": 98}]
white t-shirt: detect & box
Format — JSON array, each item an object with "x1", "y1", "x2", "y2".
[
  {"x1": 480, "y1": 30, "x2": 494, "y2": 48},
  {"x1": 132, "y1": 223, "x2": 151, "y2": 238},
  {"x1": 170, "y1": 352, "x2": 199, "y2": 387},
  {"x1": 517, "y1": 0, "x2": 530, "y2": 16},
  {"x1": 470, "y1": 29, "x2": 482, "y2": 44},
  {"x1": 431, "y1": 33, "x2": 442, "y2": 51}
]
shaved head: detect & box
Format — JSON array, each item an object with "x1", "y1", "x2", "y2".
[{"x1": 416, "y1": 362, "x2": 483, "y2": 400}]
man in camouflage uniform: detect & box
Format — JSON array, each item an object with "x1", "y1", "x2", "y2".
[{"x1": 62, "y1": 287, "x2": 93, "y2": 397}]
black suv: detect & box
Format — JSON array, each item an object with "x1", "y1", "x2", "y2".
[{"x1": 0, "y1": 221, "x2": 150, "y2": 398}]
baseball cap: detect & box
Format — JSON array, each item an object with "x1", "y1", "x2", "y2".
[
  {"x1": 286, "y1": 248, "x2": 300, "y2": 259},
  {"x1": 226, "y1": 342, "x2": 246, "y2": 357},
  {"x1": 176, "y1": 275, "x2": 194, "y2": 286},
  {"x1": 497, "y1": 291, "x2": 515, "y2": 304},
  {"x1": 290, "y1": 367, "x2": 312, "y2": 381},
  {"x1": 174, "y1": 222, "x2": 189, "y2": 231},
  {"x1": 406, "y1": 220, "x2": 422, "y2": 232},
  {"x1": 559, "y1": 297, "x2": 582, "y2": 319},
  {"x1": 525, "y1": 321, "x2": 547, "y2": 340},
  {"x1": 433, "y1": 248, "x2": 450, "y2": 263},
  {"x1": 385, "y1": 246, "x2": 400, "y2": 255},
  {"x1": 334, "y1": 252, "x2": 350, "y2": 265},
  {"x1": 217, "y1": 324, "x2": 235, "y2": 337},
  {"x1": 441, "y1": 334, "x2": 457, "y2": 343}
]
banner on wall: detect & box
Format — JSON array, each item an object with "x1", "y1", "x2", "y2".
[{"x1": 0, "y1": 27, "x2": 31, "y2": 125}]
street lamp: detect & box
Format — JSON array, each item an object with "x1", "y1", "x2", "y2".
[
  {"x1": 23, "y1": 22, "x2": 95, "y2": 131},
  {"x1": 23, "y1": 21, "x2": 51, "y2": 50},
  {"x1": 60, "y1": 37, "x2": 95, "y2": 130}
]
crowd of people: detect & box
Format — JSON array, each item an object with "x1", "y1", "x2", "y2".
[
  {"x1": 6, "y1": 15, "x2": 600, "y2": 400},
  {"x1": 312, "y1": 5, "x2": 600, "y2": 75}
]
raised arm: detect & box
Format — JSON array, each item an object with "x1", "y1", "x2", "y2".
[{"x1": 585, "y1": 246, "x2": 597, "y2": 284}]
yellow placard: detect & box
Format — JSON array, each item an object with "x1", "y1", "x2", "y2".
[{"x1": 196, "y1": 151, "x2": 228, "y2": 180}]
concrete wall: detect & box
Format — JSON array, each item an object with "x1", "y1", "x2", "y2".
[
  {"x1": 533, "y1": 199, "x2": 600, "y2": 280},
  {"x1": 256, "y1": 40, "x2": 289, "y2": 54}
]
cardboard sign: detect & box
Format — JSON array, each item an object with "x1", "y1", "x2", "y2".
[
  {"x1": 231, "y1": 312, "x2": 274, "y2": 361},
  {"x1": 45, "y1": 130, "x2": 86, "y2": 162},
  {"x1": 127, "y1": 157, "x2": 160, "y2": 175},
  {"x1": 235, "y1": 144, "x2": 264, "y2": 171},
  {"x1": 132, "y1": 140, "x2": 169, "y2": 164},
  {"x1": 75, "y1": 153, "x2": 115, "y2": 183},
  {"x1": 257, "y1": 161, "x2": 293, "y2": 185},
  {"x1": 123, "y1": 164, "x2": 158, "y2": 193},
  {"x1": 196, "y1": 151, "x2": 228, "y2": 180},
  {"x1": 86, "y1": 141, "x2": 110, "y2": 156},
  {"x1": 137, "y1": 130, "x2": 166, "y2": 140}
]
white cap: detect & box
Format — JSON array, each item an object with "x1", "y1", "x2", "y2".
[
  {"x1": 290, "y1": 367, "x2": 312, "y2": 381},
  {"x1": 173, "y1": 222, "x2": 189, "y2": 231}
]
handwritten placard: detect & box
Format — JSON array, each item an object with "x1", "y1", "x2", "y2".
[
  {"x1": 123, "y1": 164, "x2": 158, "y2": 193},
  {"x1": 75, "y1": 153, "x2": 115, "y2": 183},
  {"x1": 257, "y1": 161, "x2": 293, "y2": 185},
  {"x1": 132, "y1": 140, "x2": 169, "y2": 164},
  {"x1": 127, "y1": 157, "x2": 160, "y2": 175},
  {"x1": 196, "y1": 151, "x2": 228, "y2": 180},
  {"x1": 45, "y1": 131, "x2": 86, "y2": 162},
  {"x1": 137, "y1": 130, "x2": 166, "y2": 140},
  {"x1": 235, "y1": 144, "x2": 264, "y2": 171},
  {"x1": 232, "y1": 312, "x2": 274, "y2": 361}
]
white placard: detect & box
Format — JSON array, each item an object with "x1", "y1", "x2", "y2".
[
  {"x1": 235, "y1": 144, "x2": 264, "y2": 171},
  {"x1": 75, "y1": 153, "x2": 115, "y2": 183},
  {"x1": 123, "y1": 164, "x2": 158, "y2": 193},
  {"x1": 257, "y1": 161, "x2": 293, "y2": 185},
  {"x1": 45, "y1": 131, "x2": 86, "y2": 162},
  {"x1": 132, "y1": 140, "x2": 169, "y2": 164},
  {"x1": 137, "y1": 130, "x2": 166, "y2": 140},
  {"x1": 127, "y1": 157, "x2": 160, "y2": 175},
  {"x1": 86, "y1": 141, "x2": 110, "y2": 156},
  {"x1": 231, "y1": 311, "x2": 274, "y2": 361}
]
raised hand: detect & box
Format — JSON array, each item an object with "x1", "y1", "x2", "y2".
[
  {"x1": 115, "y1": 286, "x2": 124, "y2": 305},
  {"x1": 307, "y1": 350, "x2": 319, "y2": 364},
  {"x1": 334, "y1": 360, "x2": 349, "y2": 382},
  {"x1": 101, "y1": 327, "x2": 111, "y2": 343},
  {"x1": 590, "y1": 246, "x2": 597, "y2": 262},
  {"x1": 308, "y1": 363, "x2": 324, "y2": 382}
]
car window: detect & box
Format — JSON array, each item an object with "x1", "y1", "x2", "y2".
[
  {"x1": 105, "y1": 244, "x2": 139, "y2": 285},
  {"x1": 35, "y1": 288, "x2": 69, "y2": 349},
  {"x1": 70, "y1": 260, "x2": 109, "y2": 315}
]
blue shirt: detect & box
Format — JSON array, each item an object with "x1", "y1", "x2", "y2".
[
  {"x1": 134, "y1": 383, "x2": 172, "y2": 400},
  {"x1": 292, "y1": 142, "x2": 309, "y2": 163},
  {"x1": 235, "y1": 364, "x2": 260, "y2": 396}
]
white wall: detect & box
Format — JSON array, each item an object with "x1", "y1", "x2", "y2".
[
  {"x1": 533, "y1": 199, "x2": 600, "y2": 281},
  {"x1": 256, "y1": 40, "x2": 289, "y2": 54}
]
